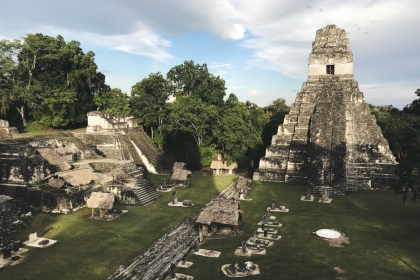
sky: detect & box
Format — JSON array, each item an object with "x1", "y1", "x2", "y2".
[{"x1": 0, "y1": 0, "x2": 418, "y2": 108}]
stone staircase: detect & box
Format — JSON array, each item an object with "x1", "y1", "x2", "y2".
[
  {"x1": 131, "y1": 178, "x2": 160, "y2": 205},
  {"x1": 118, "y1": 162, "x2": 160, "y2": 205},
  {"x1": 125, "y1": 127, "x2": 171, "y2": 174}
]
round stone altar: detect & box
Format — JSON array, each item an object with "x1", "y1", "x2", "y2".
[{"x1": 316, "y1": 229, "x2": 341, "y2": 239}]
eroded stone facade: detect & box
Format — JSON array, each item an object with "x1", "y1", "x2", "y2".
[{"x1": 254, "y1": 25, "x2": 397, "y2": 191}]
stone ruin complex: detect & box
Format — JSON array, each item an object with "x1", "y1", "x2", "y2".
[
  {"x1": 254, "y1": 25, "x2": 397, "y2": 192},
  {"x1": 0, "y1": 111, "x2": 168, "y2": 223}
]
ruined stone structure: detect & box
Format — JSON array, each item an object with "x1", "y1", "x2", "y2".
[
  {"x1": 86, "y1": 111, "x2": 137, "y2": 135},
  {"x1": 254, "y1": 25, "x2": 397, "y2": 192},
  {"x1": 0, "y1": 119, "x2": 18, "y2": 140},
  {"x1": 82, "y1": 113, "x2": 171, "y2": 174}
]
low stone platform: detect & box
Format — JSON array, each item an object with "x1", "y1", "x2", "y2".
[
  {"x1": 23, "y1": 237, "x2": 57, "y2": 248},
  {"x1": 234, "y1": 247, "x2": 266, "y2": 257},
  {"x1": 238, "y1": 197, "x2": 252, "y2": 201},
  {"x1": 221, "y1": 264, "x2": 260, "y2": 277},
  {"x1": 257, "y1": 228, "x2": 278, "y2": 234},
  {"x1": 301, "y1": 195, "x2": 314, "y2": 202},
  {"x1": 0, "y1": 248, "x2": 28, "y2": 268},
  {"x1": 246, "y1": 238, "x2": 274, "y2": 247},
  {"x1": 168, "y1": 202, "x2": 194, "y2": 207},
  {"x1": 90, "y1": 210, "x2": 129, "y2": 221},
  {"x1": 177, "y1": 261, "x2": 193, "y2": 268},
  {"x1": 171, "y1": 273, "x2": 194, "y2": 280},
  {"x1": 257, "y1": 233, "x2": 281, "y2": 241},
  {"x1": 193, "y1": 249, "x2": 221, "y2": 258},
  {"x1": 157, "y1": 188, "x2": 174, "y2": 193},
  {"x1": 318, "y1": 198, "x2": 332, "y2": 203},
  {"x1": 257, "y1": 221, "x2": 282, "y2": 227},
  {"x1": 267, "y1": 207, "x2": 289, "y2": 212}
]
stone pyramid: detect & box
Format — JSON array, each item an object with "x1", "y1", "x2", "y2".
[{"x1": 253, "y1": 25, "x2": 397, "y2": 192}]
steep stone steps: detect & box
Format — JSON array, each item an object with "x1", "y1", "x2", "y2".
[
  {"x1": 131, "y1": 178, "x2": 160, "y2": 205},
  {"x1": 121, "y1": 128, "x2": 171, "y2": 174}
]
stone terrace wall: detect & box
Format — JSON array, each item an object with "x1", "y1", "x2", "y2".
[{"x1": 0, "y1": 143, "x2": 60, "y2": 184}]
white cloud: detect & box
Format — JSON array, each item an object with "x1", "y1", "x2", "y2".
[
  {"x1": 214, "y1": 70, "x2": 227, "y2": 77},
  {"x1": 86, "y1": 25, "x2": 173, "y2": 62},
  {"x1": 248, "y1": 89, "x2": 259, "y2": 96},
  {"x1": 360, "y1": 80, "x2": 417, "y2": 108},
  {"x1": 208, "y1": 63, "x2": 235, "y2": 69},
  {"x1": 228, "y1": 86, "x2": 247, "y2": 90},
  {"x1": 0, "y1": 35, "x2": 13, "y2": 41},
  {"x1": 233, "y1": 0, "x2": 420, "y2": 82}
]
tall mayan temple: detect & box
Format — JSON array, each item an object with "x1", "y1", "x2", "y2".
[{"x1": 253, "y1": 24, "x2": 397, "y2": 192}]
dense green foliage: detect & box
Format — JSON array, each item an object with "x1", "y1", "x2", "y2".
[
  {"x1": 0, "y1": 34, "x2": 111, "y2": 127},
  {"x1": 370, "y1": 88, "x2": 420, "y2": 195},
  {"x1": 129, "y1": 60, "x2": 286, "y2": 170}
]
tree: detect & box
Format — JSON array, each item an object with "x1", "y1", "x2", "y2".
[
  {"x1": 36, "y1": 90, "x2": 78, "y2": 127},
  {"x1": 167, "y1": 96, "x2": 218, "y2": 146},
  {"x1": 167, "y1": 60, "x2": 226, "y2": 106},
  {"x1": 0, "y1": 39, "x2": 21, "y2": 117},
  {"x1": 130, "y1": 72, "x2": 172, "y2": 140},
  {"x1": 213, "y1": 99, "x2": 262, "y2": 162},
  {"x1": 0, "y1": 34, "x2": 106, "y2": 127},
  {"x1": 94, "y1": 88, "x2": 130, "y2": 117},
  {"x1": 403, "y1": 88, "x2": 420, "y2": 115}
]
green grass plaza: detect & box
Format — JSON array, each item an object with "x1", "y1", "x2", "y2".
[{"x1": 1, "y1": 173, "x2": 419, "y2": 280}]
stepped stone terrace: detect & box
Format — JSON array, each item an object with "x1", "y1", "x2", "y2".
[{"x1": 253, "y1": 24, "x2": 397, "y2": 192}]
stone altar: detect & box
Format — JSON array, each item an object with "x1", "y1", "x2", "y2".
[{"x1": 253, "y1": 24, "x2": 397, "y2": 193}]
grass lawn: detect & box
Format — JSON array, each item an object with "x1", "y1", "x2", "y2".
[
  {"x1": 0, "y1": 174, "x2": 238, "y2": 280},
  {"x1": 183, "y1": 181, "x2": 420, "y2": 280},
  {"x1": 1, "y1": 176, "x2": 419, "y2": 280}
]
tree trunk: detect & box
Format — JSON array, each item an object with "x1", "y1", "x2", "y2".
[{"x1": 17, "y1": 106, "x2": 26, "y2": 127}]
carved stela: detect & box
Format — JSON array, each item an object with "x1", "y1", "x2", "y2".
[{"x1": 253, "y1": 25, "x2": 398, "y2": 192}]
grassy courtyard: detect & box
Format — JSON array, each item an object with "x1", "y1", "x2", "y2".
[
  {"x1": 0, "y1": 174, "x2": 237, "y2": 280},
  {"x1": 1, "y1": 175, "x2": 419, "y2": 280}
]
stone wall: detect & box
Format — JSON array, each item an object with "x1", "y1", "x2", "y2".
[
  {"x1": 0, "y1": 184, "x2": 87, "y2": 213},
  {"x1": 0, "y1": 195, "x2": 29, "y2": 237},
  {"x1": 0, "y1": 119, "x2": 19, "y2": 140},
  {"x1": 86, "y1": 111, "x2": 138, "y2": 135},
  {"x1": 0, "y1": 143, "x2": 60, "y2": 184}
]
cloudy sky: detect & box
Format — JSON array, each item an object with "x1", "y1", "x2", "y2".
[{"x1": 0, "y1": 0, "x2": 418, "y2": 108}]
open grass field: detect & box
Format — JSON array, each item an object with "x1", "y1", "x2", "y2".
[
  {"x1": 0, "y1": 174, "x2": 238, "y2": 280},
  {"x1": 1, "y1": 175, "x2": 420, "y2": 280},
  {"x1": 184, "y1": 181, "x2": 420, "y2": 280}
]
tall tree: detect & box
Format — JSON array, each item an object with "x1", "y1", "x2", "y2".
[
  {"x1": 403, "y1": 88, "x2": 420, "y2": 116},
  {"x1": 0, "y1": 39, "x2": 21, "y2": 117},
  {"x1": 167, "y1": 60, "x2": 226, "y2": 106},
  {"x1": 213, "y1": 99, "x2": 263, "y2": 162},
  {"x1": 167, "y1": 96, "x2": 218, "y2": 146},
  {"x1": 0, "y1": 34, "x2": 106, "y2": 127},
  {"x1": 94, "y1": 88, "x2": 130, "y2": 117},
  {"x1": 130, "y1": 72, "x2": 172, "y2": 140}
]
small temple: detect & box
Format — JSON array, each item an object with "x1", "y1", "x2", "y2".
[{"x1": 253, "y1": 25, "x2": 398, "y2": 192}]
